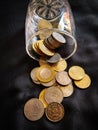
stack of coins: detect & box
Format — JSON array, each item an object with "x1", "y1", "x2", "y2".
[
  {"x1": 31, "y1": 19, "x2": 67, "y2": 63},
  {"x1": 32, "y1": 32, "x2": 66, "y2": 59},
  {"x1": 68, "y1": 66, "x2": 91, "y2": 89},
  {"x1": 44, "y1": 31, "x2": 66, "y2": 50},
  {"x1": 32, "y1": 40, "x2": 55, "y2": 57}
]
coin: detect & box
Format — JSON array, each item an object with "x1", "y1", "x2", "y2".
[
  {"x1": 74, "y1": 74, "x2": 91, "y2": 89},
  {"x1": 44, "y1": 86, "x2": 63, "y2": 104},
  {"x1": 45, "y1": 102, "x2": 64, "y2": 122},
  {"x1": 30, "y1": 67, "x2": 40, "y2": 84},
  {"x1": 32, "y1": 41, "x2": 44, "y2": 56},
  {"x1": 52, "y1": 58, "x2": 67, "y2": 72},
  {"x1": 35, "y1": 41, "x2": 45, "y2": 56},
  {"x1": 38, "y1": 19, "x2": 53, "y2": 30},
  {"x1": 24, "y1": 98, "x2": 44, "y2": 121},
  {"x1": 32, "y1": 41, "x2": 41, "y2": 55},
  {"x1": 38, "y1": 40, "x2": 55, "y2": 56},
  {"x1": 59, "y1": 83, "x2": 74, "y2": 97},
  {"x1": 38, "y1": 19, "x2": 53, "y2": 40},
  {"x1": 47, "y1": 53, "x2": 61, "y2": 63},
  {"x1": 47, "y1": 32, "x2": 66, "y2": 49},
  {"x1": 41, "y1": 78, "x2": 56, "y2": 87},
  {"x1": 52, "y1": 32, "x2": 66, "y2": 44},
  {"x1": 55, "y1": 71, "x2": 72, "y2": 86},
  {"x1": 39, "y1": 57, "x2": 48, "y2": 66},
  {"x1": 39, "y1": 89, "x2": 48, "y2": 108},
  {"x1": 68, "y1": 66, "x2": 85, "y2": 80},
  {"x1": 36, "y1": 65, "x2": 55, "y2": 83},
  {"x1": 39, "y1": 30, "x2": 53, "y2": 40}
]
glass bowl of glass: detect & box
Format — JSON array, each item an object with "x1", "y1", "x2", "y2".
[{"x1": 26, "y1": 28, "x2": 77, "y2": 61}]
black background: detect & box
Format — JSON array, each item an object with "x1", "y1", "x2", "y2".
[{"x1": 0, "y1": 0, "x2": 98, "y2": 130}]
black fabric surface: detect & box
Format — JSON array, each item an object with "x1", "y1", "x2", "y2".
[{"x1": 0, "y1": 0, "x2": 98, "y2": 130}]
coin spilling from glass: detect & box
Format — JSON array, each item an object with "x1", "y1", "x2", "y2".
[
  {"x1": 30, "y1": 67, "x2": 40, "y2": 84},
  {"x1": 68, "y1": 66, "x2": 85, "y2": 80},
  {"x1": 68, "y1": 65, "x2": 91, "y2": 89},
  {"x1": 55, "y1": 71, "x2": 72, "y2": 85},
  {"x1": 57, "y1": 82, "x2": 74, "y2": 97},
  {"x1": 44, "y1": 86, "x2": 63, "y2": 104},
  {"x1": 25, "y1": 59, "x2": 91, "y2": 122},
  {"x1": 39, "y1": 89, "x2": 48, "y2": 108},
  {"x1": 41, "y1": 78, "x2": 56, "y2": 87},
  {"x1": 24, "y1": 98, "x2": 44, "y2": 121},
  {"x1": 45, "y1": 102, "x2": 64, "y2": 122},
  {"x1": 36, "y1": 65, "x2": 55, "y2": 83},
  {"x1": 74, "y1": 74, "x2": 91, "y2": 89},
  {"x1": 47, "y1": 53, "x2": 61, "y2": 63},
  {"x1": 51, "y1": 58, "x2": 67, "y2": 71}
]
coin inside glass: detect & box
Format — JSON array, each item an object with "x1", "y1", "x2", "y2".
[
  {"x1": 39, "y1": 89, "x2": 48, "y2": 108},
  {"x1": 47, "y1": 53, "x2": 61, "y2": 63}
]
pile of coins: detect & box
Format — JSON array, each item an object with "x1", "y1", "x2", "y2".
[
  {"x1": 24, "y1": 19, "x2": 91, "y2": 122},
  {"x1": 24, "y1": 57, "x2": 91, "y2": 122}
]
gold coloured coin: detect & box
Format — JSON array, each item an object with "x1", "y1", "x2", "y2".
[
  {"x1": 52, "y1": 58, "x2": 67, "y2": 72},
  {"x1": 39, "y1": 30, "x2": 53, "y2": 40},
  {"x1": 36, "y1": 65, "x2": 55, "y2": 83},
  {"x1": 59, "y1": 83, "x2": 74, "y2": 97},
  {"x1": 24, "y1": 98, "x2": 44, "y2": 121},
  {"x1": 39, "y1": 57, "x2": 49, "y2": 66},
  {"x1": 38, "y1": 19, "x2": 53, "y2": 40},
  {"x1": 74, "y1": 74, "x2": 91, "y2": 89},
  {"x1": 68, "y1": 66, "x2": 85, "y2": 80},
  {"x1": 44, "y1": 86, "x2": 63, "y2": 104},
  {"x1": 55, "y1": 71, "x2": 72, "y2": 86},
  {"x1": 35, "y1": 41, "x2": 45, "y2": 56},
  {"x1": 38, "y1": 40, "x2": 55, "y2": 56},
  {"x1": 38, "y1": 19, "x2": 53, "y2": 30},
  {"x1": 32, "y1": 41, "x2": 44, "y2": 56},
  {"x1": 39, "y1": 89, "x2": 48, "y2": 108},
  {"x1": 45, "y1": 102, "x2": 64, "y2": 122},
  {"x1": 30, "y1": 67, "x2": 40, "y2": 84},
  {"x1": 32, "y1": 41, "x2": 41, "y2": 55}
]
